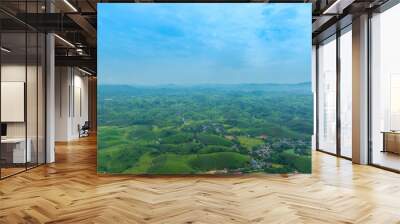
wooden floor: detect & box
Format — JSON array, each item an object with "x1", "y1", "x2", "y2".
[
  {"x1": 0, "y1": 167, "x2": 26, "y2": 178},
  {"x1": 1, "y1": 136, "x2": 400, "y2": 224},
  {"x1": 372, "y1": 150, "x2": 400, "y2": 171}
]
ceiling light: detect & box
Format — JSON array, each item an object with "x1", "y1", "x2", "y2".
[
  {"x1": 54, "y1": 34, "x2": 75, "y2": 48},
  {"x1": 76, "y1": 48, "x2": 85, "y2": 55},
  {"x1": 1, "y1": 47, "x2": 11, "y2": 53},
  {"x1": 63, "y1": 0, "x2": 78, "y2": 12},
  {"x1": 78, "y1": 67, "x2": 93, "y2": 76}
]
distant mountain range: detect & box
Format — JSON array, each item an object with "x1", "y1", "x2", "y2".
[
  {"x1": 98, "y1": 82, "x2": 312, "y2": 97},
  {"x1": 189, "y1": 82, "x2": 312, "y2": 92}
]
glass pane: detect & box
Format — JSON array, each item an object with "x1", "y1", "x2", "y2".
[
  {"x1": 340, "y1": 29, "x2": 352, "y2": 158},
  {"x1": 371, "y1": 4, "x2": 400, "y2": 171},
  {"x1": 38, "y1": 33, "x2": 45, "y2": 165},
  {"x1": 1, "y1": 31, "x2": 27, "y2": 177},
  {"x1": 27, "y1": 31, "x2": 38, "y2": 169},
  {"x1": 318, "y1": 37, "x2": 337, "y2": 154}
]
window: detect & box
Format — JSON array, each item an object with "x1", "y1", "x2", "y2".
[
  {"x1": 0, "y1": 1, "x2": 46, "y2": 179},
  {"x1": 339, "y1": 27, "x2": 352, "y2": 158},
  {"x1": 370, "y1": 3, "x2": 400, "y2": 171},
  {"x1": 317, "y1": 36, "x2": 337, "y2": 154}
]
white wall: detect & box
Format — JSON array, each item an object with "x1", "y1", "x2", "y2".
[
  {"x1": 55, "y1": 67, "x2": 89, "y2": 141},
  {"x1": 55, "y1": 67, "x2": 70, "y2": 141},
  {"x1": 1, "y1": 65, "x2": 42, "y2": 137},
  {"x1": 1, "y1": 63, "x2": 46, "y2": 164},
  {"x1": 1, "y1": 65, "x2": 27, "y2": 140},
  {"x1": 71, "y1": 73, "x2": 89, "y2": 138}
]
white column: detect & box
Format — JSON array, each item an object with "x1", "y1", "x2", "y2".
[
  {"x1": 46, "y1": 32, "x2": 55, "y2": 163},
  {"x1": 55, "y1": 67, "x2": 74, "y2": 141},
  {"x1": 312, "y1": 45, "x2": 317, "y2": 151},
  {"x1": 352, "y1": 14, "x2": 369, "y2": 164}
]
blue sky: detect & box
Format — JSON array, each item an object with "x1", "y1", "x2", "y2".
[{"x1": 98, "y1": 3, "x2": 311, "y2": 85}]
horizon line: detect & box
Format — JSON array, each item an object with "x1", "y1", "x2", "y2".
[{"x1": 98, "y1": 81, "x2": 311, "y2": 86}]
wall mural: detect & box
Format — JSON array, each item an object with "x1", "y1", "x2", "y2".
[{"x1": 98, "y1": 3, "x2": 312, "y2": 174}]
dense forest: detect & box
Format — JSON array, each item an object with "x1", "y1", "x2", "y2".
[{"x1": 98, "y1": 83, "x2": 313, "y2": 174}]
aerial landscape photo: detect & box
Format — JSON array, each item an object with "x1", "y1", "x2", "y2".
[{"x1": 97, "y1": 3, "x2": 312, "y2": 174}]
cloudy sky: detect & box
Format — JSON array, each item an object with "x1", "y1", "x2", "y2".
[{"x1": 98, "y1": 3, "x2": 311, "y2": 85}]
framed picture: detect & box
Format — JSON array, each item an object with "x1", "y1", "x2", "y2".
[{"x1": 98, "y1": 3, "x2": 312, "y2": 174}]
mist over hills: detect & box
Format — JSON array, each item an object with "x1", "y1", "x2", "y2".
[{"x1": 99, "y1": 82, "x2": 312, "y2": 98}]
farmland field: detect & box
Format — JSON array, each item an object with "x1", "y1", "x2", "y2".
[{"x1": 98, "y1": 83, "x2": 312, "y2": 174}]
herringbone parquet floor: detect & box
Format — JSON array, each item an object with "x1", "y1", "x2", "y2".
[{"x1": 1, "y1": 135, "x2": 400, "y2": 224}]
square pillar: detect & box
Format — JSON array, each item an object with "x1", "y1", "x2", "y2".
[{"x1": 352, "y1": 14, "x2": 369, "y2": 164}]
